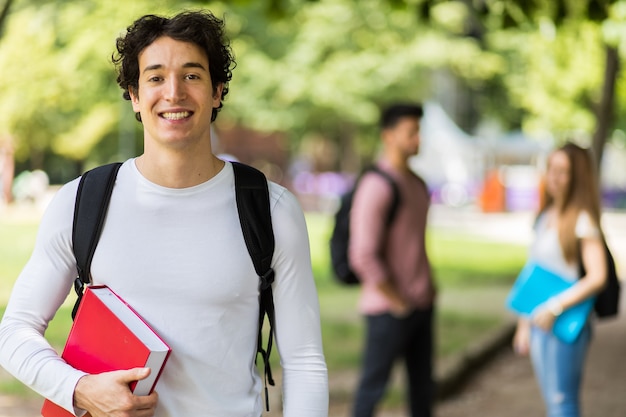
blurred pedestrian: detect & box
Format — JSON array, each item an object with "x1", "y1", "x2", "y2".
[
  {"x1": 512, "y1": 142, "x2": 608, "y2": 417},
  {"x1": 0, "y1": 135, "x2": 15, "y2": 204},
  {"x1": 350, "y1": 102, "x2": 436, "y2": 417}
]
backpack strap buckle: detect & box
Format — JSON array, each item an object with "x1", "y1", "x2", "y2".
[{"x1": 259, "y1": 268, "x2": 275, "y2": 290}]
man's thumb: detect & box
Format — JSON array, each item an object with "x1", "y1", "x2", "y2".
[{"x1": 124, "y1": 367, "x2": 151, "y2": 382}]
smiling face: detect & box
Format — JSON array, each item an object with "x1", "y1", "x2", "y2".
[{"x1": 129, "y1": 36, "x2": 223, "y2": 152}]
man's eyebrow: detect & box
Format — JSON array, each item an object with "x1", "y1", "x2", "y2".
[
  {"x1": 143, "y1": 64, "x2": 162, "y2": 73},
  {"x1": 142, "y1": 62, "x2": 207, "y2": 73},
  {"x1": 183, "y1": 62, "x2": 207, "y2": 70}
]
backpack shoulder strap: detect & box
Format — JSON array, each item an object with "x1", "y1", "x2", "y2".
[
  {"x1": 71, "y1": 162, "x2": 122, "y2": 319},
  {"x1": 231, "y1": 161, "x2": 276, "y2": 411},
  {"x1": 232, "y1": 162, "x2": 275, "y2": 275},
  {"x1": 365, "y1": 165, "x2": 401, "y2": 226}
]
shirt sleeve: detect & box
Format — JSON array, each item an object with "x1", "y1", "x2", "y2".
[
  {"x1": 269, "y1": 185, "x2": 328, "y2": 417},
  {"x1": 0, "y1": 180, "x2": 88, "y2": 415},
  {"x1": 575, "y1": 211, "x2": 601, "y2": 239},
  {"x1": 348, "y1": 173, "x2": 394, "y2": 285}
]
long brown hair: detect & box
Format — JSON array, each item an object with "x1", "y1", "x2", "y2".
[{"x1": 538, "y1": 142, "x2": 603, "y2": 262}]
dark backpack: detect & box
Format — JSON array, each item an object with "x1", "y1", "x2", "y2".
[
  {"x1": 70, "y1": 161, "x2": 277, "y2": 410},
  {"x1": 578, "y1": 239, "x2": 621, "y2": 318},
  {"x1": 329, "y1": 166, "x2": 400, "y2": 285}
]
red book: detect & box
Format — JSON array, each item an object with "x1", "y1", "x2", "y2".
[{"x1": 41, "y1": 285, "x2": 171, "y2": 417}]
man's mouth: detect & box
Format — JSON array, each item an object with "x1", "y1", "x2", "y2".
[{"x1": 161, "y1": 111, "x2": 192, "y2": 120}]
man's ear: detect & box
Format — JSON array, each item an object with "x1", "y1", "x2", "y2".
[
  {"x1": 212, "y1": 83, "x2": 224, "y2": 108},
  {"x1": 381, "y1": 128, "x2": 393, "y2": 146},
  {"x1": 129, "y1": 87, "x2": 140, "y2": 112}
]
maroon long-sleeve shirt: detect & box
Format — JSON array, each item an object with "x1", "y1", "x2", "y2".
[{"x1": 348, "y1": 160, "x2": 436, "y2": 314}]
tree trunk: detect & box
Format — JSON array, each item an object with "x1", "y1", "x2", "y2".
[
  {"x1": 591, "y1": 45, "x2": 619, "y2": 172},
  {"x1": 0, "y1": 0, "x2": 14, "y2": 36}
]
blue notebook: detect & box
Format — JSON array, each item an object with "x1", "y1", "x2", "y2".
[{"x1": 506, "y1": 261, "x2": 594, "y2": 344}]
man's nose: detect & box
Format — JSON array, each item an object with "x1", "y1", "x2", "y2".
[{"x1": 165, "y1": 78, "x2": 186, "y2": 102}]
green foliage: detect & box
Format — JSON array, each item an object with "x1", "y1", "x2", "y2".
[
  {"x1": 220, "y1": 0, "x2": 504, "y2": 149},
  {"x1": 0, "y1": 1, "x2": 221, "y2": 175},
  {"x1": 0, "y1": 3, "x2": 119, "y2": 163},
  {"x1": 407, "y1": 0, "x2": 626, "y2": 148},
  {"x1": 491, "y1": 22, "x2": 605, "y2": 137},
  {"x1": 2, "y1": 0, "x2": 626, "y2": 178},
  {"x1": 1, "y1": 0, "x2": 507, "y2": 176}
]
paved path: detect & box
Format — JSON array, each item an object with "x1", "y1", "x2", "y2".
[
  {"x1": 437, "y1": 306, "x2": 626, "y2": 417},
  {"x1": 0, "y1": 395, "x2": 40, "y2": 416}
]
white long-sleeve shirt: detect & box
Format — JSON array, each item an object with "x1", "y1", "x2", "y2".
[{"x1": 0, "y1": 160, "x2": 328, "y2": 417}]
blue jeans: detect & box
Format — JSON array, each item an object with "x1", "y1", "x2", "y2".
[
  {"x1": 352, "y1": 308, "x2": 434, "y2": 417},
  {"x1": 530, "y1": 324, "x2": 591, "y2": 417}
]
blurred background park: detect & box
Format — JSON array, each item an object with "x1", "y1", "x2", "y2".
[{"x1": 1, "y1": 0, "x2": 626, "y2": 414}]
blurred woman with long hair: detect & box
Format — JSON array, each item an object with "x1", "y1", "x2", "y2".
[{"x1": 513, "y1": 142, "x2": 608, "y2": 417}]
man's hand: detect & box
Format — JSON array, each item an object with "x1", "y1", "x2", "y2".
[
  {"x1": 74, "y1": 367, "x2": 158, "y2": 417},
  {"x1": 389, "y1": 299, "x2": 411, "y2": 318},
  {"x1": 377, "y1": 281, "x2": 411, "y2": 318}
]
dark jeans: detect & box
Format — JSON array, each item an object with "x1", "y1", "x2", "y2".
[{"x1": 352, "y1": 307, "x2": 435, "y2": 417}]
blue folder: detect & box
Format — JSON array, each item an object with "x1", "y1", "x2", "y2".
[{"x1": 506, "y1": 261, "x2": 595, "y2": 344}]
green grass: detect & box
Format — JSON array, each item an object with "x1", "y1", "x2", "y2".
[
  {"x1": 304, "y1": 211, "x2": 526, "y2": 289},
  {"x1": 0, "y1": 220, "x2": 39, "y2": 303},
  {"x1": 0, "y1": 210, "x2": 525, "y2": 398},
  {"x1": 429, "y1": 230, "x2": 527, "y2": 287},
  {"x1": 0, "y1": 217, "x2": 74, "y2": 397},
  {"x1": 305, "y1": 211, "x2": 520, "y2": 377},
  {"x1": 316, "y1": 288, "x2": 503, "y2": 371}
]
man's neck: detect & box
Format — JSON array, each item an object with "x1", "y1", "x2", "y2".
[
  {"x1": 135, "y1": 151, "x2": 225, "y2": 188},
  {"x1": 383, "y1": 151, "x2": 411, "y2": 173}
]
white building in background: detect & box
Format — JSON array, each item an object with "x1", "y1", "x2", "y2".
[
  {"x1": 290, "y1": 100, "x2": 625, "y2": 212},
  {"x1": 410, "y1": 102, "x2": 551, "y2": 209},
  {"x1": 410, "y1": 102, "x2": 484, "y2": 207},
  {"x1": 410, "y1": 102, "x2": 626, "y2": 210}
]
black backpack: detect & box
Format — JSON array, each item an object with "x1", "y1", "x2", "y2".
[
  {"x1": 70, "y1": 161, "x2": 277, "y2": 410},
  {"x1": 329, "y1": 166, "x2": 400, "y2": 285},
  {"x1": 578, "y1": 239, "x2": 621, "y2": 318}
]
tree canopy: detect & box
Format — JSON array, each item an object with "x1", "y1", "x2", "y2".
[{"x1": 1, "y1": 0, "x2": 625, "y2": 180}]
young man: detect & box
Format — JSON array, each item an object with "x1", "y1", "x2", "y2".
[
  {"x1": 349, "y1": 103, "x2": 436, "y2": 417},
  {"x1": 0, "y1": 11, "x2": 328, "y2": 417}
]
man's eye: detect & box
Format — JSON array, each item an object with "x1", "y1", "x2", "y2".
[
  {"x1": 186, "y1": 74, "x2": 200, "y2": 80},
  {"x1": 148, "y1": 76, "x2": 162, "y2": 82}
]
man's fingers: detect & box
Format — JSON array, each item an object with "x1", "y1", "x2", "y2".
[
  {"x1": 74, "y1": 369, "x2": 158, "y2": 417},
  {"x1": 135, "y1": 390, "x2": 159, "y2": 409},
  {"x1": 117, "y1": 367, "x2": 151, "y2": 384}
]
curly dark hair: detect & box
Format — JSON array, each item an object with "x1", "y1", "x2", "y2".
[{"x1": 112, "y1": 10, "x2": 235, "y2": 122}]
